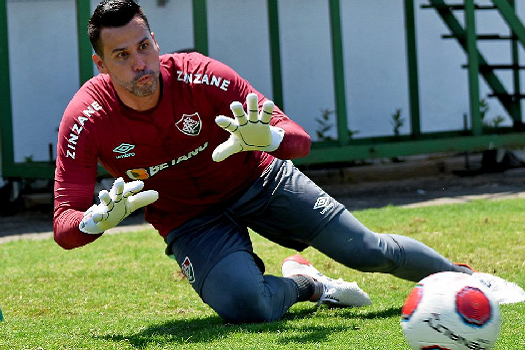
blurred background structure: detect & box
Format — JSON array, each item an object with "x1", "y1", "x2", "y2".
[{"x1": 2, "y1": 0, "x2": 525, "y2": 214}]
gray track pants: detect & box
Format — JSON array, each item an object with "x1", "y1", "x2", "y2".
[{"x1": 166, "y1": 159, "x2": 466, "y2": 323}]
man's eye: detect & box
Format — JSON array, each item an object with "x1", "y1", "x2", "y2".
[
  {"x1": 140, "y1": 43, "x2": 149, "y2": 50},
  {"x1": 116, "y1": 52, "x2": 128, "y2": 59}
]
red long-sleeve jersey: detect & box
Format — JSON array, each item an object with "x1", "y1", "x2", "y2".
[{"x1": 54, "y1": 52, "x2": 311, "y2": 249}]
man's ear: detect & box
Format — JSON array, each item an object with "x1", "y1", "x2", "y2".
[
  {"x1": 152, "y1": 32, "x2": 160, "y2": 52},
  {"x1": 92, "y1": 54, "x2": 108, "y2": 74}
]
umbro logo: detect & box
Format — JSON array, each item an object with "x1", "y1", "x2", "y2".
[
  {"x1": 113, "y1": 143, "x2": 136, "y2": 159},
  {"x1": 313, "y1": 196, "x2": 334, "y2": 215}
]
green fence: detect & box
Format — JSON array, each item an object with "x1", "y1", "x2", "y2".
[{"x1": 2, "y1": 0, "x2": 525, "y2": 179}]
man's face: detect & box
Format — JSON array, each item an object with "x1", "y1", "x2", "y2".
[{"x1": 93, "y1": 16, "x2": 160, "y2": 98}]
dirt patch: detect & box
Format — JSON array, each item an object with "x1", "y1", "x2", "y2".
[
  {"x1": 322, "y1": 168, "x2": 525, "y2": 211},
  {"x1": 3, "y1": 159, "x2": 525, "y2": 244}
]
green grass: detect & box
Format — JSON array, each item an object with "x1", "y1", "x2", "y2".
[{"x1": 1, "y1": 198, "x2": 525, "y2": 349}]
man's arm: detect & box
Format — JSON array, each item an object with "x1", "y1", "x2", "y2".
[
  {"x1": 212, "y1": 93, "x2": 311, "y2": 162},
  {"x1": 53, "y1": 105, "x2": 157, "y2": 249},
  {"x1": 53, "y1": 103, "x2": 101, "y2": 250},
  {"x1": 54, "y1": 176, "x2": 158, "y2": 249},
  {"x1": 192, "y1": 57, "x2": 310, "y2": 162},
  {"x1": 53, "y1": 93, "x2": 105, "y2": 249},
  {"x1": 267, "y1": 105, "x2": 311, "y2": 160},
  {"x1": 54, "y1": 180, "x2": 101, "y2": 250}
]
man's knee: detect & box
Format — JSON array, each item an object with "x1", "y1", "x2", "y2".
[
  {"x1": 312, "y1": 220, "x2": 401, "y2": 274},
  {"x1": 348, "y1": 233, "x2": 402, "y2": 273},
  {"x1": 205, "y1": 282, "x2": 271, "y2": 323},
  {"x1": 201, "y1": 252, "x2": 273, "y2": 323},
  {"x1": 350, "y1": 244, "x2": 398, "y2": 273}
]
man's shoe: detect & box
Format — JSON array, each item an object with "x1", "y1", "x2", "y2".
[
  {"x1": 472, "y1": 272, "x2": 525, "y2": 305},
  {"x1": 282, "y1": 254, "x2": 371, "y2": 307}
]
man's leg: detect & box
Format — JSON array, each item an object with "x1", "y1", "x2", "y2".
[
  {"x1": 288, "y1": 209, "x2": 525, "y2": 304},
  {"x1": 200, "y1": 251, "x2": 300, "y2": 323},
  {"x1": 228, "y1": 159, "x2": 469, "y2": 283},
  {"x1": 223, "y1": 159, "x2": 523, "y2": 304},
  {"x1": 308, "y1": 209, "x2": 472, "y2": 282},
  {"x1": 166, "y1": 212, "x2": 324, "y2": 323}
]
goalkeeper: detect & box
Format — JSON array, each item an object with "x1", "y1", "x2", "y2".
[{"x1": 54, "y1": 0, "x2": 524, "y2": 323}]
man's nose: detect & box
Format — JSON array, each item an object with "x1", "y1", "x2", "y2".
[{"x1": 131, "y1": 53, "x2": 146, "y2": 72}]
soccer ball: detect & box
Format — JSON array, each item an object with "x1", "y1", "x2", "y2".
[{"x1": 401, "y1": 271, "x2": 501, "y2": 350}]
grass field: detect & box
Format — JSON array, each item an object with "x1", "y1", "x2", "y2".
[{"x1": 1, "y1": 198, "x2": 524, "y2": 349}]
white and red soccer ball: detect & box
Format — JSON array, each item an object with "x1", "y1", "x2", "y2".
[{"x1": 401, "y1": 271, "x2": 501, "y2": 350}]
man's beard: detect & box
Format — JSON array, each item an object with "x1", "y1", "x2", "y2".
[{"x1": 117, "y1": 70, "x2": 159, "y2": 97}]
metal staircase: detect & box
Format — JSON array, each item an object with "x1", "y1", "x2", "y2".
[{"x1": 422, "y1": 0, "x2": 525, "y2": 132}]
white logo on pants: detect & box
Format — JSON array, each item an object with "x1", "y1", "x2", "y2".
[{"x1": 313, "y1": 196, "x2": 334, "y2": 214}]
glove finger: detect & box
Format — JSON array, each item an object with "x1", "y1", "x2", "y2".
[
  {"x1": 212, "y1": 138, "x2": 242, "y2": 162},
  {"x1": 123, "y1": 180, "x2": 144, "y2": 198},
  {"x1": 230, "y1": 101, "x2": 248, "y2": 126},
  {"x1": 92, "y1": 211, "x2": 104, "y2": 223},
  {"x1": 260, "y1": 100, "x2": 274, "y2": 124},
  {"x1": 246, "y1": 93, "x2": 259, "y2": 123},
  {"x1": 215, "y1": 115, "x2": 239, "y2": 133},
  {"x1": 127, "y1": 190, "x2": 159, "y2": 212},
  {"x1": 111, "y1": 177, "x2": 125, "y2": 203},
  {"x1": 99, "y1": 190, "x2": 112, "y2": 210},
  {"x1": 83, "y1": 203, "x2": 97, "y2": 216},
  {"x1": 83, "y1": 203, "x2": 103, "y2": 223}
]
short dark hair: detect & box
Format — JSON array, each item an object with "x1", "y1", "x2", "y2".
[{"x1": 88, "y1": 0, "x2": 151, "y2": 56}]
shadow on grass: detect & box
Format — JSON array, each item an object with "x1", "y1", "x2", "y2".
[{"x1": 98, "y1": 306, "x2": 401, "y2": 348}]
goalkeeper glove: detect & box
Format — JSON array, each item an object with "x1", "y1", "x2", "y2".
[
  {"x1": 212, "y1": 93, "x2": 285, "y2": 162},
  {"x1": 79, "y1": 177, "x2": 158, "y2": 234}
]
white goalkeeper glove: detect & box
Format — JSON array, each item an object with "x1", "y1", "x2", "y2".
[
  {"x1": 79, "y1": 177, "x2": 159, "y2": 234},
  {"x1": 212, "y1": 93, "x2": 285, "y2": 162}
]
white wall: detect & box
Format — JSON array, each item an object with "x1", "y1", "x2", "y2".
[
  {"x1": 7, "y1": 0, "x2": 79, "y2": 163},
  {"x1": 342, "y1": 0, "x2": 410, "y2": 137},
  {"x1": 6, "y1": 0, "x2": 523, "y2": 162},
  {"x1": 208, "y1": 0, "x2": 273, "y2": 98},
  {"x1": 127, "y1": 0, "x2": 194, "y2": 53}
]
